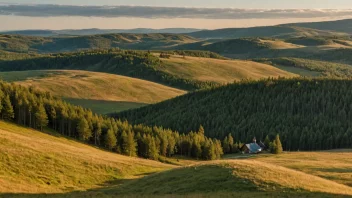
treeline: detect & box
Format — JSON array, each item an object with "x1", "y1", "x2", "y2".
[
  {"x1": 0, "y1": 49, "x2": 217, "y2": 91},
  {"x1": 115, "y1": 78, "x2": 352, "y2": 151},
  {"x1": 254, "y1": 57, "x2": 352, "y2": 78},
  {"x1": 0, "y1": 81, "x2": 223, "y2": 160},
  {"x1": 154, "y1": 50, "x2": 228, "y2": 60}
]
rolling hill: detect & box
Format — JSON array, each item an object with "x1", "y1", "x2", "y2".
[
  {"x1": 0, "y1": 50, "x2": 297, "y2": 91},
  {"x1": 0, "y1": 121, "x2": 174, "y2": 194},
  {"x1": 0, "y1": 34, "x2": 198, "y2": 53},
  {"x1": 254, "y1": 57, "x2": 352, "y2": 78},
  {"x1": 187, "y1": 19, "x2": 351, "y2": 39},
  {"x1": 2, "y1": 121, "x2": 351, "y2": 198},
  {"x1": 285, "y1": 18, "x2": 352, "y2": 34},
  {"x1": 1, "y1": 28, "x2": 202, "y2": 37},
  {"x1": 0, "y1": 70, "x2": 186, "y2": 114},
  {"x1": 158, "y1": 54, "x2": 297, "y2": 83},
  {"x1": 115, "y1": 78, "x2": 352, "y2": 152}
]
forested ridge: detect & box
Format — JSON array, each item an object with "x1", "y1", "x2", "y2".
[
  {"x1": 0, "y1": 81, "x2": 224, "y2": 160},
  {"x1": 116, "y1": 78, "x2": 352, "y2": 151},
  {"x1": 0, "y1": 49, "x2": 217, "y2": 91},
  {"x1": 254, "y1": 57, "x2": 352, "y2": 78}
]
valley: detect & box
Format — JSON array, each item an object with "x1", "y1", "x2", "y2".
[
  {"x1": 0, "y1": 15, "x2": 352, "y2": 197},
  {"x1": 1, "y1": 120, "x2": 351, "y2": 197}
]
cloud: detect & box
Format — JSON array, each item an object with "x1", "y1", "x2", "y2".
[{"x1": 0, "y1": 4, "x2": 352, "y2": 19}]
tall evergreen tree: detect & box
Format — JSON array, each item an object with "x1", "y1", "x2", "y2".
[
  {"x1": 274, "y1": 134, "x2": 283, "y2": 154},
  {"x1": 34, "y1": 103, "x2": 48, "y2": 131},
  {"x1": 76, "y1": 117, "x2": 91, "y2": 141},
  {"x1": 122, "y1": 131, "x2": 137, "y2": 157},
  {"x1": 105, "y1": 128, "x2": 117, "y2": 151},
  {"x1": 2, "y1": 95, "x2": 14, "y2": 121}
]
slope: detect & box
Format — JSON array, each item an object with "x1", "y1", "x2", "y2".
[
  {"x1": 0, "y1": 34, "x2": 198, "y2": 53},
  {"x1": 0, "y1": 121, "x2": 174, "y2": 194},
  {"x1": 115, "y1": 78, "x2": 352, "y2": 152},
  {"x1": 159, "y1": 54, "x2": 297, "y2": 83},
  {"x1": 187, "y1": 22, "x2": 348, "y2": 39},
  {"x1": 286, "y1": 18, "x2": 352, "y2": 34},
  {"x1": 254, "y1": 57, "x2": 352, "y2": 78},
  {"x1": 0, "y1": 49, "x2": 296, "y2": 91},
  {"x1": 0, "y1": 70, "x2": 186, "y2": 113},
  {"x1": 104, "y1": 160, "x2": 352, "y2": 197}
]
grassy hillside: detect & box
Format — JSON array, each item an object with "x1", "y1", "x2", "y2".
[
  {"x1": 159, "y1": 54, "x2": 297, "y2": 83},
  {"x1": 254, "y1": 57, "x2": 352, "y2": 78},
  {"x1": 107, "y1": 160, "x2": 352, "y2": 197},
  {"x1": 115, "y1": 78, "x2": 352, "y2": 152},
  {"x1": 253, "y1": 151, "x2": 352, "y2": 187},
  {"x1": 0, "y1": 70, "x2": 186, "y2": 114},
  {"x1": 187, "y1": 23, "x2": 348, "y2": 39},
  {"x1": 3, "y1": 69, "x2": 183, "y2": 100},
  {"x1": 287, "y1": 19, "x2": 352, "y2": 34},
  {"x1": 0, "y1": 49, "x2": 217, "y2": 91},
  {"x1": 0, "y1": 121, "x2": 174, "y2": 194},
  {"x1": 1, "y1": 119, "x2": 352, "y2": 197},
  {"x1": 0, "y1": 34, "x2": 198, "y2": 53}
]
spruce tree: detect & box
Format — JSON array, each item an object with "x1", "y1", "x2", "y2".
[
  {"x1": 274, "y1": 134, "x2": 283, "y2": 154},
  {"x1": 34, "y1": 103, "x2": 48, "y2": 131},
  {"x1": 222, "y1": 136, "x2": 230, "y2": 154},
  {"x1": 77, "y1": 117, "x2": 92, "y2": 141},
  {"x1": 228, "y1": 133, "x2": 234, "y2": 153},
  {"x1": 122, "y1": 131, "x2": 137, "y2": 157},
  {"x1": 264, "y1": 135, "x2": 271, "y2": 150},
  {"x1": 147, "y1": 136, "x2": 159, "y2": 160},
  {"x1": 105, "y1": 128, "x2": 117, "y2": 151},
  {"x1": 2, "y1": 95, "x2": 14, "y2": 121}
]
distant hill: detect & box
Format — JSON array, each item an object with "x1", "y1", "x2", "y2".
[
  {"x1": 285, "y1": 18, "x2": 352, "y2": 34},
  {"x1": 0, "y1": 70, "x2": 186, "y2": 114},
  {"x1": 187, "y1": 19, "x2": 351, "y2": 39},
  {"x1": 0, "y1": 50, "x2": 218, "y2": 91},
  {"x1": 0, "y1": 49, "x2": 297, "y2": 91},
  {"x1": 1, "y1": 28, "x2": 202, "y2": 37},
  {"x1": 0, "y1": 34, "x2": 199, "y2": 53},
  {"x1": 158, "y1": 53, "x2": 296, "y2": 83},
  {"x1": 254, "y1": 57, "x2": 352, "y2": 78}
]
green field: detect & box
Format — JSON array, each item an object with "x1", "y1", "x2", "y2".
[{"x1": 1, "y1": 120, "x2": 352, "y2": 197}]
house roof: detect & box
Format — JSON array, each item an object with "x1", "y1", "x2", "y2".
[{"x1": 245, "y1": 143, "x2": 262, "y2": 153}]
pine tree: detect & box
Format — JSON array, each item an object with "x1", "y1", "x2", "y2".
[
  {"x1": 274, "y1": 134, "x2": 283, "y2": 154},
  {"x1": 122, "y1": 131, "x2": 137, "y2": 157},
  {"x1": 222, "y1": 136, "x2": 230, "y2": 154},
  {"x1": 264, "y1": 135, "x2": 271, "y2": 150},
  {"x1": 34, "y1": 103, "x2": 48, "y2": 131},
  {"x1": 147, "y1": 136, "x2": 159, "y2": 160},
  {"x1": 198, "y1": 125, "x2": 205, "y2": 135},
  {"x1": 2, "y1": 95, "x2": 14, "y2": 121},
  {"x1": 105, "y1": 128, "x2": 117, "y2": 151},
  {"x1": 76, "y1": 117, "x2": 91, "y2": 141},
  {"x1": 228, "y1": 133, "x2": 234, "y2": 153}
]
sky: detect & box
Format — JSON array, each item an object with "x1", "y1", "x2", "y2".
[{"x1": 1, "y1": 0, "x2": 352, "y2": 30}]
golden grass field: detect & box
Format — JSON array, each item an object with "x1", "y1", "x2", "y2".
[
  {"x1": 159, "y1": 55, "x2": 298, "y2": 83},
  {"x1": 0, "y1": 121, "x2": 174, "y2": 194},
  {"x1": 0, "y1": 70, "x2": 186, "y2": 104},
  {"x1": 1, "y1": 121, "x2": 352, "y2": 197}
]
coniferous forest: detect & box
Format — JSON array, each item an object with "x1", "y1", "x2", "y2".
[
  {"x1": 116, "y1": 78, "x2": 352, "y2": 151},
  {"x1": 0, "y1": 81, "x2": 223, "y2": 160}
]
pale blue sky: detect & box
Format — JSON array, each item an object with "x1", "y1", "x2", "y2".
[{"x1": 3, "y1": 0, "x2": 352, "y2": 9}]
